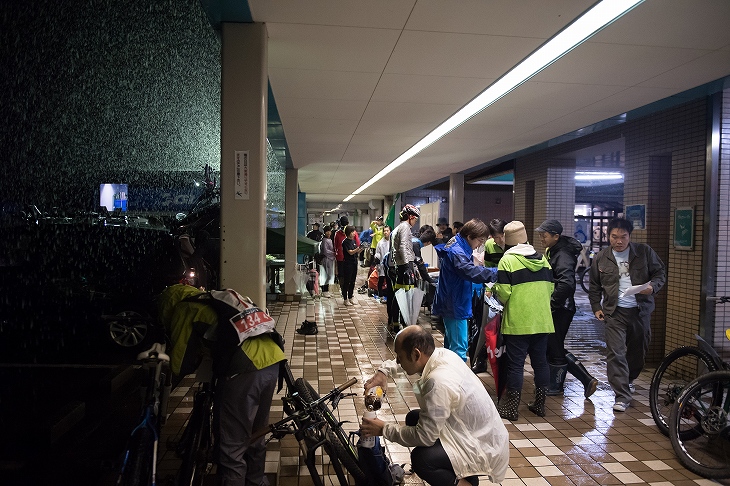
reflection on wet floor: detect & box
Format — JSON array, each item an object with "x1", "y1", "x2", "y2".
[{"x1": 158, "y1": 278, "x2": 727, "y2": 486}]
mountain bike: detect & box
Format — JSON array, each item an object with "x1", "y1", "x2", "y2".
[
  {"x1": 575, "y1": 245, "x2": 593, "y2": 293},
  {"x1": 175, "y1": 380, "x2": 214, "y2": 486},
  {"x1": 668, "y1": 329, "x2": 730, "y2": 479},
  {"x1": 649, "y1": 296, "x2": 730, "y2": 436},
  {"x1": 117, "y1": 343, "x2": 172, "y2": 486},
  {"x1": 253, "y1": 363, "x2": 366, "y2": 486}
]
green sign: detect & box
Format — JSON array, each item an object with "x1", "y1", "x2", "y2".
[{"x1": 674, "y1": 207, "x2": 694, "y2": 250}]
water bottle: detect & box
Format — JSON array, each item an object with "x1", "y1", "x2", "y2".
[{"x1": 360, "y1": 386, "x2": 383, "y2": 448}]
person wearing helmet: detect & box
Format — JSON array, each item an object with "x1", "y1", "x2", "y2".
[{"x1": 387, "y1": 204, "x2": 420, "y2": 333}]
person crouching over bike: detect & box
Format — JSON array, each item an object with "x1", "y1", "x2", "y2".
[{"x1": 360, "y1": 326, "x2": 509, "y2": 485}]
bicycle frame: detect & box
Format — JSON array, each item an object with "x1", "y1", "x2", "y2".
[{"x1": 118, "y1": 343, "x2": 171, "y2": 486}]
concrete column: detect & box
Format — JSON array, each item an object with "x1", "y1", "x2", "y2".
[
  {"x1": 219, "y1": 22, "x2": 268, "y2": 306},
  {"x1": 284, "y1": 168, "x2": 299, "y2": 296},
  {"x1": 449, "y1": 173, "x2": 464, "y2": 224}
]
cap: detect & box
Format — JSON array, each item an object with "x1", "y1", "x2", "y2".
[
  {"x1": 504, "y1": 221, "x2": 528, "y2": 246},
  {"x1": 437, "y1": 217, "x2": 448, "y2": 226},
  {"x1": 535, "y1": 219, "x2": 563, "y2": 235}
]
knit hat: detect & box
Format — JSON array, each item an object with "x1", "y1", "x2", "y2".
[
  {"x1": 535, "y1": 219, "x2": 563, "y2": 235},
  {"x1": 504, "y1": 221, "x2": 528, "y2": 246},
  {"x1": 339, "y1": 216, "x2": 349, "y2": 226}
]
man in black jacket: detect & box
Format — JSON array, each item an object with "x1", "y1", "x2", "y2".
[
  {"x1": 537, "y1": 219, "x2": 598, "y2": 398},
  {"x1": 588, "y1": 218, "x2": 665, "y2": 412}
]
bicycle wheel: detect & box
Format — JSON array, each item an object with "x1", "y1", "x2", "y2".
[
  {"x1": 650, "y1": 346, "x2": 718, "y2": 436},
  {"x1": 579, "y1": 267, "x2": 590, "y2": 293},
  {"x1": 294, "y1": 378, "x2": 367, "y2": 485},
  {"x1": 118, "y1": 426, "x2": 154, "y2": 486},
  {"x1": 669, "y1": 370, "x2": 730, "y2": 479},
  {"x1": 177, "y1": 386, "x2": 213, "y2": 486}
]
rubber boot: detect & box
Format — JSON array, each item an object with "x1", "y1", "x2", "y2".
[
  {"x1": 566, "y1": 352, "x2": 598, "y2": 398},
  {"x1": 497, "y1": 389, "x2": 521, "y2": 421},
  {"x1": 471, "y1": 347, "x2": 488, "y2": 374},
  {"x1": 546, "y1": 364, "x2": 567, "y2": 396},
  {"x1": 528, "y1": 387, "x2": 548, "y2": 417}
]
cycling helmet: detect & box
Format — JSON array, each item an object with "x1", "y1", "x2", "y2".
[{"x1": 400, "y1": 204, "x2": 420, "y2": 219}]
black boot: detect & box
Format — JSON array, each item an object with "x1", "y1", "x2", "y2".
[
  {"x1": 471, "y1": 347, "x2": 488, "y2": 374},
  {"x1": 566, "y1": 352, "x2": 598, "y2": 398},
  {"x1": 497, "y1": 389, "x2": 521, "y2": 421},
  {"x1": 546, "y1": 364, "x2": 567, "y2": 396},
  {"x1": 528, "y1": 387, "x2": 548, "y2": 417}
]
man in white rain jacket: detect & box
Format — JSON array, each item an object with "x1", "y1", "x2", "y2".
[{"x1": 361, "y1": 326, "x2": 509, "y2": 485}]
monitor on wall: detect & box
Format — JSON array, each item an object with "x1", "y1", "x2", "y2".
[{"x1": 100, "y1": 183, "x2": 128, "y2": 212}]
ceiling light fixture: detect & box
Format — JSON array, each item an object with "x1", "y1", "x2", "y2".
[
  {"x1": 575, "y1": 171, "x2": 623, "y2": 181},
  {"x1": 343, "y1": 0, "x2": 644, "y2": 202}
]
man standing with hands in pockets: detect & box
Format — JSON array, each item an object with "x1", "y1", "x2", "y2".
[{"x1": 588, "y1": 217, "x2": 665, "y2": 412}]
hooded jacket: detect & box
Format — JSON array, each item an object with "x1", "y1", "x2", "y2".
[
  {"x1": 494, "y1": 244, "x2": 554, "y2": 335},
  {"x1": 546, "y1": 235, "x2": 582, "y2": 313},
  {"x1": 432, "y1": 234, "x2": 497, "y2": 319},
  {"x1": 378, "y1": 347, "x2": 510, "y2": 483}
]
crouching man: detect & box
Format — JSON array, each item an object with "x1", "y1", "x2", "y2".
[{"x1": 360, "y1": 326, "x2": 509, "y2": 485}]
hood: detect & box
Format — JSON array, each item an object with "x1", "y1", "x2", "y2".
[
  {"x1": 504, "y1": 243, "x2": 545, "y2": 271},
  {"x1": 552, "y1": 235, "x2": 582, "y2": 258}
]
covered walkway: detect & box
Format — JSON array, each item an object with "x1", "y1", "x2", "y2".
[{"x1": 159, "y1": 273, "x2": 722, "y2": 486}]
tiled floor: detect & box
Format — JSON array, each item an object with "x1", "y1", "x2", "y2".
[{"x1": 157, "y1": 270, "x2": 729, "y2": 486}]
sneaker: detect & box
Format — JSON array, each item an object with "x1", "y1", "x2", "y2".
[
  {"x1": 296, "y1": 320, "x2": 318, "y2": 335},
  {"x1": 342, "y1": 299, "x2": 350, "y2": 306},
  {"x1": 613, "y1": 401, "x2": 630, "y2": 412},
  {"x1": 322, "y1": 291, "x2": 331, "y2": 298},
  {"x1": 628, "y1": 382, "x2": 635, "y2": 394},
  {"x1": 380, "y1": 297, "x2": 387, "y2": 304},
  {"x1": 348, "y1": 298, "x2": 356, "y2": 305}
]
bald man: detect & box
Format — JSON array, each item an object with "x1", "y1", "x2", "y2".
[{"x1": 361, "y1": 326, "x2": 509, "y2": 485}]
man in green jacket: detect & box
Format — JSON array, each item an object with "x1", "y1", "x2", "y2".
[
  {"x1": 493, "y1": 221, "x2": 554, "y2": 420},
  {"x1": 588, "y1": 218, "x2": 665, "y2": 413}
]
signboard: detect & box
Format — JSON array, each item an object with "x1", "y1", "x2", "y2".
[
  {"x1": 625, "y1": 204, "x2": 646, "y2": 230},
  {"x1": 235, "y1": 151, "x2": 250, "y2": 200},
  {"x1": 674, "y1": 207, "x2": 694, "y2": 250}
]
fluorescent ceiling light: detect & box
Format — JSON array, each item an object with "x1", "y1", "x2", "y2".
[
  {"x1": 343, "y1": 0, "x2": 643, "y2": 202},
  {"x1": 575, "y1": 172, "x2": 623, "y2": 181}
]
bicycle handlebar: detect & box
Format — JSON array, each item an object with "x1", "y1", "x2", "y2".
[{"x1": 251, "y1": 377, "x2": 358, "y2": 441}]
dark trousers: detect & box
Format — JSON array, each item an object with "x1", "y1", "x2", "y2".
[
  {"x1": 385, "y1": 270, "x2": 401, "y2": 324},
  {"x1": 547, "y1": 307, "x2": 576, "y2": 365},
  {"x1": 405, "y1": 410, "x2": 478, "y2": 486},
  {"x1": 214, "y1": 364, "x2": 278, "y2": 486},
  {"x1": 605, "y1": 306, "x2": 651, "y2": 403},
  {"x1": 340, "y1": 260, "x2": 357, "y2": 299},
  {"x1": 504, "y1": 333, "x2": 550, "y2": 391}
]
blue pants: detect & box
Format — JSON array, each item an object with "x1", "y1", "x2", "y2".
[
  {"x1": 443, "y1": 317, "x2": 468, "y2": 361},
  {"x1": 503, "y1": 333, "x2": 550, "y2": 391}
]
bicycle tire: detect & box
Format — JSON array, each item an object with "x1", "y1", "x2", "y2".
[
  {"x1": 669, "y1": 370, "x2": 730, "y2": 479},
  {"x1": 118, "y1": 426, "x2": 154, "y2": 486},
  {"x1": 177, "y1": 387, "x2": 213, "y2": 486},
  {"x1": 649, "y1": 346, "x2": 718, "y2": 436},
  {"x1": 579, "y1": 267, "x2": 590, "y2": 293},
  {"x1": 294, "y1": 378, "x2": 367, "y2": 485}
]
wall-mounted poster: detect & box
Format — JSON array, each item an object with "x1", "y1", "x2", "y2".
[
  {"x1": 625, "y1": 204, "x2": 646, "y2": 230},
  {"x1": 674, "y1": 207, "x2": 694, "y2": 250}
]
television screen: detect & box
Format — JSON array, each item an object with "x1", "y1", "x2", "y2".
[{"x1": 100, "y1": 183, "x2": 128, "y2": 212}]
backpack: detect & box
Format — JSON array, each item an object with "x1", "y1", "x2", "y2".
[
  {"x1": 184, "y1": 289, "x2": 284, "y2": 377},
  {"x1": 357, "y1": 437, "x2": 404, "y2": 486}
]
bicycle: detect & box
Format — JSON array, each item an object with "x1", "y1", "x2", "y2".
[
  {"x1": 649, "y1": 296, "x2": 729, "y2": 436},
  {"x1": 117, "y1": 343, "x2": 172, "y2": 486},
  {"x1": 175, "y1": 360, "x2": 215, "y2": 486},
  {"x1": 575, "y1": 245, "x2": 593, "y2": 293},
  {"x1": 253, "y1": 363, "x2": 366, "y2": 486},
  {"x1": 667, "y1": 328, "x2": 730, "y2": 479}
]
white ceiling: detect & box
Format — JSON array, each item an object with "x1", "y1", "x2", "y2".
[{"x1": 247, "y1": 0, "x2": 730, "y2": 204}]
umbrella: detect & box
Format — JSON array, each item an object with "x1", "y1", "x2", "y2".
[
  {"x1": 394, "y1": 287, "x2": 426, "y2": 326},
  {"x1": 483, "y1": 294, "x2": 506, "y2": 398}
]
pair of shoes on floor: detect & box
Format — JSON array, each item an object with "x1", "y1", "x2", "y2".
[
  {"x1": 613, "y1": 401, "x2": 630, "y2": 412},
  {"x1": 296, "y1": 320, "x2": 318, "y2": 335}
]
